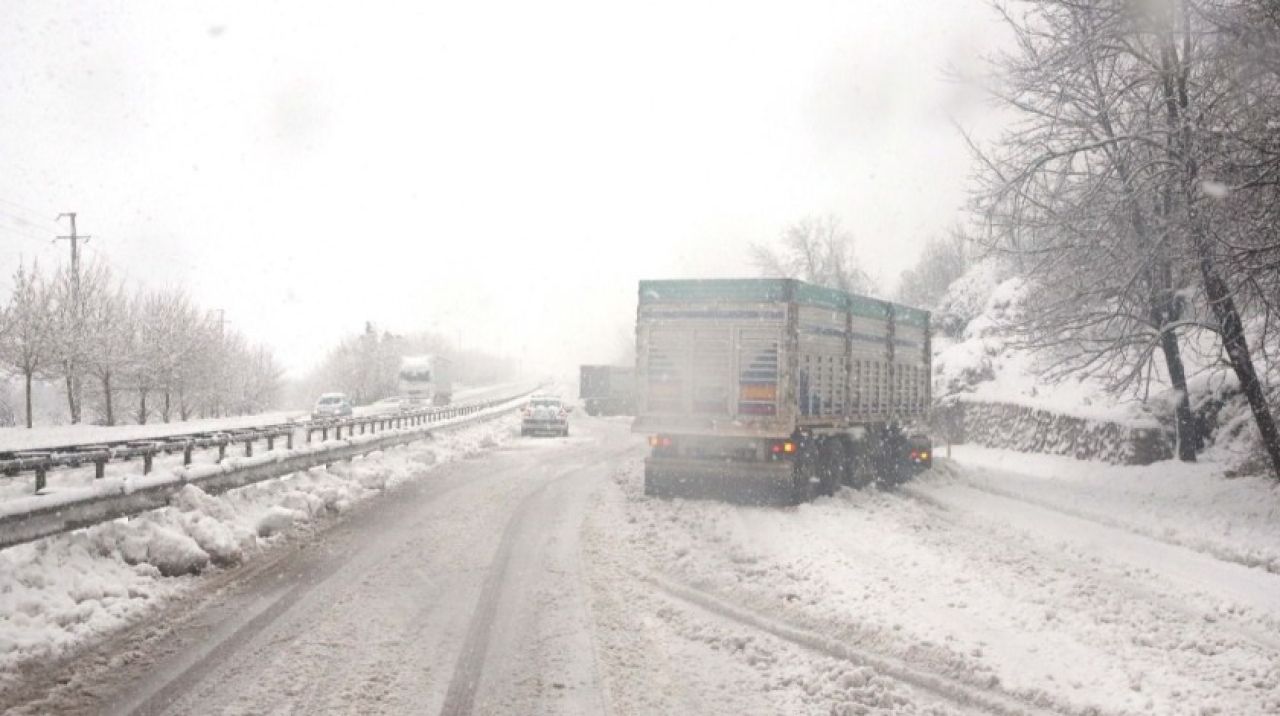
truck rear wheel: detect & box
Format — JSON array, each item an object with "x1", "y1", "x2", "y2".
[
  {"x1": 817, "y1": 440, "x2": 846, "y2": 497},
  {"x1": 788, "y1": 446, "x2": 820, "y2": 505},
  {"x1": 872, "y1": 425, "x2": 911, "y2": 487},
  {"x1": 845, "y1": 442, "x2": 875, "y2": 490}
]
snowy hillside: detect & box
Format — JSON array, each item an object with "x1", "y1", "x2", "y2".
[
  {"x1": 931, "y1": 258, "x2": 1276, "y2": 474},
  {"x1": 933, "y1": 259, "x2": 1159, "y2": 427}
]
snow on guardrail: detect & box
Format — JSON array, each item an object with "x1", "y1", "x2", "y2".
[{"x1": 0, "y1": 388, "x2": 539, "y2": 551}]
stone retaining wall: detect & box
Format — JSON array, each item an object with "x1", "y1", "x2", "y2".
[{"x1": 934, "y1": 400, "x2": 1171, "y2": 465}]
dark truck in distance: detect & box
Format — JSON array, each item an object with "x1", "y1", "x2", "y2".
[
  {"x1": 578, "y1": 365, "x2": 637, "y2": 416},
  {"x1": 633, "y1": 278, "x2": 932, "y2": 503}
]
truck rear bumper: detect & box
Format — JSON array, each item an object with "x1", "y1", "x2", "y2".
[{"x1": 644, "y1": 456, "x2": 796, "y2": 502}]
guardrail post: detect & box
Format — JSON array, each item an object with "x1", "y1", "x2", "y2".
[
  {"x1": 183, "y1": 444, "x2": 193, "y2": 466},
  {"x1": 287, "y1": 433, "x2": 294, "y2": 450},
  {"x1": 143, "y1": 452, "x2": 153, "y2": 475},
  {"x1": 218, "y1": 443, "x2": 226, "y2": 463},
  {"x1": 306, "y1": 428, "x2": 313, "y2": 444},
  {"x1": 322, "y1": 427, "x2": 329, "y2": 441},
  {"x1": 267, "y1": 435, "x2": 275, "y2": 451},
  {"x1": 335, "y1": 425, "x2": 342, "y2": 440},
  {"x1": 35, "y1": 465, "x2": 46, "y2": 493},
  {"x1": 95, "y1": 458, "x2": 106, "y2": 479},
  {"x1": 244, "y1": 439, "x2": 253, "y2": 458}
]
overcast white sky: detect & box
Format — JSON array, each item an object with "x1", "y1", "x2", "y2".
[{"x1": 0, "y1": 0, "x2": 1008, "y2": 379}]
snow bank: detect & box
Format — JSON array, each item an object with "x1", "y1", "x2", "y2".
[
  {"x1": 0, "y1": 414, "x2": 519, "y2": 684},
  {"x1": 941, "y1": 445, "x2": 1280, "y2": 574}
]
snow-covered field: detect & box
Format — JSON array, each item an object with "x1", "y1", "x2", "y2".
[{"x1": 0, "y1": 414, "x2": 520, "y2": 691}]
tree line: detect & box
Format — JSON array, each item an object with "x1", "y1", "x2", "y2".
[
  {"x1": 1, "y1": 259, "x2": 283, "y2": 428},
  {"x1": 970, "y1": 0, "x2": 1280, "y2": 477},
  {"x1": 292, "y1": 322, "x2": 516, "y2": 408}
]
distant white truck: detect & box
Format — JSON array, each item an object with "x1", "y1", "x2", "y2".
[{"x1": 398, "y1": 354, "x2": 453, "y2": 407}]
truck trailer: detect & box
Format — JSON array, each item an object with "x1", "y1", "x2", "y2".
[
  {"x1": 632, "y1": 278, "x2": 932, "y2": 503},
  {"x1": 579, "y1": 364, "x2": 637, "y2": 416}
]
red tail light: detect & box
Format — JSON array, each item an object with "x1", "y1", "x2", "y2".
[
  {"x1": 648, "y1": 435, "x2": 672, "y2": 448},
  {"x1": 770, "y1": 440, "x2": 796, "y2": 455}
]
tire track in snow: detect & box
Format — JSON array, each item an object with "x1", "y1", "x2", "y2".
[
  {"x1": 898, "y1": 483, "x2": 1280, "y2": 654},
  {"x1": 640, "y1": 570, "x2": 1071, "y2": 716},
  {"x1": 119, "y1": 461, "x2": 493, "y2": 716},
  {"x1": 923, "y1": 462, "x2": 1279, "y2": 576},
  {"x1": 438, "y1": 446, "x2": 634, "y2": 716}
]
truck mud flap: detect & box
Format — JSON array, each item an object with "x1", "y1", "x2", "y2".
[{"x1": 644, "y1": 457, "x2": 797, "y2": 505}]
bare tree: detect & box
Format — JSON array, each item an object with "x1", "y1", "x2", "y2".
[
  {"x1": 897, "y1": 230, "x2": 970, "y2": 309},
  {"x1": 973, "y1": 0, "x2": 1280, "y2": 476},
  {"x1": 48, "y1": 262, "x2": 111, "y2": 424},
  {"x1": 82, "y1": 266, "x2": 131, "y2": 425},
  {"x1": 128, "y1": 289, "x2": 204, "y2": 423},
  {"x1": 752, "y1": 215, "x2": 876, "y2": 294},
  {"x1": 971, "y1": 0, "x2": 1206, "y2": 460},
  {"x1": 0, "y1": 262, "x2": 53, "y2": 428}
]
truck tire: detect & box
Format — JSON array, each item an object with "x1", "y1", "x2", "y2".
[
  {"x1": 788, "y1": 445, "x2": 820, "y2": 505},
  {"x1": 584, "y1": 402, "x2": 600, "y2": 417},
  {"x1": 817, "y1": 440, "x2": 846, "y2": 497},
  {"x1": 873, "y1": 425, "x2": 911, "y2": 487},
  {"x1": 845, "y1": 441, "x2": 875, "y2": 490}
]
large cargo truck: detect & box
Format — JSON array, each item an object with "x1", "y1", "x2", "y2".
[
  {"x1": 398, "y1": 354, "x2": 453, "y2": 407},
  {"x1": 578, "y1": 365, "x2": 637, "y2": 416},
  {"x1": 633, "y1": 278, "x2": 932, "y2": 502}
]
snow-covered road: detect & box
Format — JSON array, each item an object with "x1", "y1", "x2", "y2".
[{"x1": 2, "y1": 416, "x2": 1277, "y2": 715}]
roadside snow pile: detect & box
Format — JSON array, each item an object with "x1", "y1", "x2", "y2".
[
  {"x1": 942, "y1": 445, "x2": 1280, "y2": 574},
  {"x1": 0, "y1": 414, "x2": 518, "y2": 684}
]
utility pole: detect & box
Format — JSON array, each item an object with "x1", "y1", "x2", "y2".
[
  {"x1": 54, "y1": 212, "x2": 92, "y2": 424},
  {"x1": 55, "y1": 212, "x2": 91, "y2": 296}
]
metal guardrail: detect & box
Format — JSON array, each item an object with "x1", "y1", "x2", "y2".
[
  {"x1": 0, "y1": 388, "x2": 540, "y2": 551},
  {"x1": 0, "y1": 395, "x2": 532, "y2": 495}
]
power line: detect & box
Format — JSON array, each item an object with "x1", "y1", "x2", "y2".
[
  {"x1": 0, "y1": 205, "x2": 55, "y2": 230},
  {"x1": 0, "y1": 194, "x2": 53, "y2": 221},
  {"x1": 0, "y1": 222, "x2": 53, "y2": 244}
]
